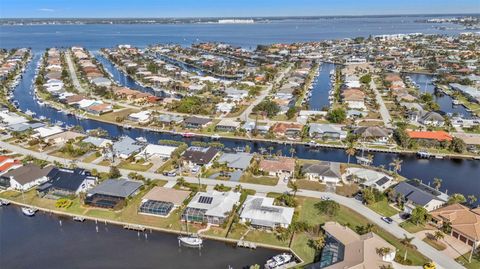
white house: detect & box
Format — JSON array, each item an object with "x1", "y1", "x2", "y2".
[
  {"x1": 128, "y1": 111, "x2": 152, "y2": 124},
  {"x1": 136, "y1": 144, "x2": 177, "y2": 160},
  {"x1": 240, "y1": 195, "x2": 294, "y2": 229},
  {"x1": 1, "y1": 164, "x2": 54, "y2": 191},
  {"x1": 302, "y1": 161, "x2": 341, "y2": 184}
]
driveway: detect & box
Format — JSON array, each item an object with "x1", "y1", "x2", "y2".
[
  {"x1": 416, "y1": 230, "x2": 472, "y2": 259},
  {"x1": 370, "y1": 78, "x2": 392, "y2": 128}
]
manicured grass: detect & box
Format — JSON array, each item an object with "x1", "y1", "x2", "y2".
[
  {"x1": 97, "y1": 160, "x2": 111, "y2": 166},
  {"x1": 95, "y1": 108, "x2": 139, "y2": 123},
  {"x1": 240, "y1": 173, "x2": 279, "y2": 186},
  {"x1": 294, "y1": 180, "x2": 326, "y2": 192},
  {"x1": 156, "y1": 159, "x2": 173, "y2": 173},
  {"x1": 367, "y1": 200, "x2": 399, "y2": 217},
  {"x1": 456, "y1": 253, "x2": 480, "y2": 269},
  {"x1": 294, "y1": 196, "x2": 429, "y2": 266},
  {"x1": 82, "y1": 152, "x2": 101, "y2": 163},
  {"x1": 399, "y1": 221, "x2": 429, "y2": 233},
  {"x1": 334, "y1": 183, "x2": 359, "y2": 197},
  {"x1": 118, "y1": 160, "x2": 153, "y2": 172},
  {"x1": 49, "y1": 150, "x2": 78, "y2": 160},
  {"x1": 422, "y1": 237, "x2": 447, "y2": 251}
]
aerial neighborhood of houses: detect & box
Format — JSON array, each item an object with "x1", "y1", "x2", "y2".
[{"x1": 0, "y1": 29, "x2": 479, "y2": 269}]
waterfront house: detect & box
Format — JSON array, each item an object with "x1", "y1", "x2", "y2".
[
  {"x1": 85, "y1": 103, "x2": 113, "y2": 115},
  {"x1": 308, "y1": 123, "x2": 347, "y2": 140},
  {"x1": 301, "y1": 161, "x2": 341, "y2": 184},
  {"x1": 37, "y1": 168, "x2": 97, "y2": 198},
  {"x1": 242, "y1": 121, "x2": 270, "y2": 134},
  {"x1": 44, "y1": 131, "x2": 86, "y2": 146},
  {"x1": 182, "y1": 146, "x2": 219, "y2": 168},
  {"x1": 91, "y1": 77, "x2": 112, "y2": 87},
  {"x1": 392, "y1": 181, "x2": 449, "y2": 213},
  {"x1": 157, "y1": 114, "x2": 184, "y2": 125},
  {"x1": 83, "y1": 136, "x2": 113, "y2": 148},
  {"x1": 0, "y1": 164, "x2": 53, "y2": 191},
  {"x1": 0, "y1": 111, "x2": 29, "y2": 125},
  {"x1": 139, "y1": 187, "x2": 191, "y2": 217},
  {"x1": 239, "y1": 195, "x2": 294, "y2": 229},
  {"x1": 34, "y1": 126, "x2": 64, "y2": 139},
  {"x1": 182, "y1": 190, "x2": 241, "y2": 225},
  {"x1": 85, "y1": 178, "x2": 143, "y2": 209},
  {"x1": 430, "y1": 203, "x2": 480, "y2": 248},
  {"x1": 407, "y1": 130, "x2": 453, "y2": 143},
  {"x1": 419, "y1": 111, "x2": 445, "y2": 127},
  {"x1": 353, "y1": 126, "x2": 392, "y2": 143},
  {"x1": 341, "y1": 88, "x2": 366, "y2": 110},
  {"x1": 215, "y1": 118, "x2": 240, "y2": 132},
  {"x1": 259, "y1": 157, "x2": 295, "y2": 179},
  {"x1": 112, "y1": 136, "x2": 145, "y2": 159},
  {"x1": 183, "y1": 116, "x2": 211, "y2": 129},
  {"x1": 272, "y1": 122, "x2": 304, "y2": 138},
  {"x1": 217, "y1": 152, "x2": 253, "y2": 171},
  {"x1": 306, "y1": 222, "x2": 395, "y2": 269},
  {"x1": 128, "y1": 111, "x2": 152, "y2": 124},
  {"x1": 345, "y1": 167, "x2": 395, "y2": 192},
  {"x1": 136, "y1": 144, "x2": 177, "y2": 160},
  {"x1": 7, "y1": 121, "x2": 45, "y2": 133}
]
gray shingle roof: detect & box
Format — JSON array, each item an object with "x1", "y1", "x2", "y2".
[
  {"x1": 88, "y1": 179, "x2": 143, "y2": 198},
  {"x1": 217, "y1": 153, "x2": 253, "y2": 170},
  {"x1": 393, "y1": 181, "x2": 448, "y2": 206},
  {"x1": 302, "y1": 161, "x2": 341, "y2": 178}
]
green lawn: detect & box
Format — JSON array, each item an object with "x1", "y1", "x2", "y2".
[
  {"x1": 422, "y1": 237, "x2": 447, "y2": 251},
  {"x1": 456, "y1": 253, "x2": 480, "y2": 269},
  {"x1": 240, "y1": 173, "x2": 279, "y2": 186},
  {"x1": 367, "y1": 200, "x2": 399, "y2": 217},
  {"x1": 118, "y1": 160, "x2": 153, "y2": 172},
  {"x1": 294, "y1": 196, "x2": 429, "y2": 266},
  {"x1": 399, "y1": 221, "x2": 430, "y2": 233},
  {"x1": 82, "y1": 152, "x2": 101, "y2": 163},
  {"x1": 293, "y1": 180, "x2": 326, "y2": 192},
  {"x1": 334, "y1": 183, "x2": 359, "y2": 197}
]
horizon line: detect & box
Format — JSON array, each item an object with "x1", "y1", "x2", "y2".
[{"x1": 1, "y1": 12, "x2": 479, "y2": 20}]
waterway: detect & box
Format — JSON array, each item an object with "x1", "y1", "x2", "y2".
[
  {"x1": 0, "y1": 206, "x2": 279, "y2": 269},
  {"x1": 408, "y1": 73, "x2": 472, "y2": 117},
  {"x1": 13, "y1": 54, "x2": 480, "y2": 204},
  {"x1": 0, "y1": 15, "x2": 466, "y2": 51},
  {"x1": 308, "y1": 62, "x2": 336, "y2": 110}
]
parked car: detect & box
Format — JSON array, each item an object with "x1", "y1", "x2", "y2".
[
  {"x1": 163, "y1": 171, "x2": 177, "y2": 177},
  {"x1": 381, "y1": 217, "x2": 393, "y2": 224}
]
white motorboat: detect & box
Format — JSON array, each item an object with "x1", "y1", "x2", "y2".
[
  {"x1": 136, "y1": 137, "x2": 148, "y2": 143},
  {"x1": 73, "y1": 216, "x2": 86, "y2": 222},
  {"x1": 25, "y1": 109, "x2": 36, "y2": 117},
  {"x1": 21, "y1": 207, "x2": 37, "y2": 217},
  {"x1": 0, "y1": 199, "x2": 10, "y2": 206},
  {"x1": 265, "y1": 253, "x2": 293, "y2": 269},
  {"x1": 211, "y1": 134, "x2": 220, "y2": 140},
  {"x1": 178, "y1": 235, "x2": 203, "y2": 248}
]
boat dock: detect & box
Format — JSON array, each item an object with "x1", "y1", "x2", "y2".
[
  {"x1": 237, "y1": 240, "x2": 257, "y2": 249},
  {"x1": 123, "y1": 224, "x2": 146, "y2": 231}
]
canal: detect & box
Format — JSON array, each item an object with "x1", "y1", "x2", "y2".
[
  {"x1": 408, "y1": 73, "x2": 471, "y2": 117},
  {"x1": 13, "y1": 54, "x2": 480, "y2": 201},
  {"x1": 308, "y1": 62, "x2": 335, "y2": 111},
  {"x1": 0, "y1": 206, "x2": 279, "y2": 269}
]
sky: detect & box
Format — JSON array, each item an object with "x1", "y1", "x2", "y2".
[{"x1": 1, "y1": 0, "x2": 479, "y2": 18}]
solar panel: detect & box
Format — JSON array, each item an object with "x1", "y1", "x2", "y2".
[{"x1": 198, "y1": 196, "x2": 213, "y2": 204}]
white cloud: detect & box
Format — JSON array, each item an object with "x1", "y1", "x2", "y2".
[{"x1": 38, "y1": 8, "x2": 55, "y2": 12}]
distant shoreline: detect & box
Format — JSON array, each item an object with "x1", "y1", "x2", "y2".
[{"x1": 1, "y1": 13, "x2": 479, "y2": 26}]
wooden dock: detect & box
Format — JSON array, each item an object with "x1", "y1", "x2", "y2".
[
  {"x1": 123, "y1": 224, "x2": 146, "y2": 231},
  {"x1": 237, "y1": 240, "x2": 257, "y2": 249}
]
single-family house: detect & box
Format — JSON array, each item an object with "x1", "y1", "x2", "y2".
[
  {"x1": 259, "y1": 157, "x2": 295, "y2": 179},
  {"x1": 301, "y1": 161, "x2": 341, "y2": 184},
  {"x1": 240, "y1": 195, "x2": 294, "y2": 229},
  {"x1": 183, "y1": 117, "x2": 211, "y2": 129},
  {"x1": 393, "y1": 181, "x2": 449, "y2": 213},
  {"x1": 354, "y1": 126, "x2": 392, "y2": 143},
  {"x1": 37, "y1": 168, "x2": 97, "y2": 198},
  {"x1": 139, "y1": 187, "x2": 191, "y2": 217},
  {"x1": 308, "y1": 123, "x2": 347, "y2": 140},
  {"x1": 0, "y1": 164, "x2": 54, "y2": 190},
  {"x1": 215, "y1": 118, "x2": 240, "y2": 132},
  {"x1": 217, "y1": 152, "x2": 253, "y2": 171},
  {"x1": 182, "y1": 146, "x2": 219, "y2": 168},
  {"x1": 182, "y1": 191, "x2": 241, "y2": 225},
  {"x1": 85, "y1": 178, "x2": 143, "y2": 209}
]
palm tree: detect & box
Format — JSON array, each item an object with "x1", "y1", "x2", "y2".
[
  {"x1": 389, "y1": 158, "x2": 403, "y2": 174},
  {"x1": 345, "y1": 144, "x2": 356, "y2": 165},
  {"x1": 467, "y1": 195, "x2": 477, "y2": 206},
  {"x1": 376, "y1": 247, "x2": 392, "y2": 258},
  {"x1": 433, "y1": 178, "x2": 442, "y2": 190},
  {"x1": 400, "y1": 234, "x2": 415, "y2": 261},
  {"x1": 309, "y1": 234, "x2": 326, "y2": 252},
  {"x1": 291, "y1": 181, "x2": 298, "y2": 198},
  {"x1": 433, "y1": 230, "x2": 445, "y2": 241},
  {"x1": 289, "y1": 147, "x2": 296, "y2": 158}
]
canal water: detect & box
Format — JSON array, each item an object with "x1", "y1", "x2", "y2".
[
  {"x1": 13, "y1": 54, "x2": 480, "y2": 204},
  {"x1": 408, "y1": 73, "x2": 471, "y2": 117},
  {"x1": 309, "y1": 62, "x2": 335, "y2": 110},
  {"x1": 0, "y1": 206, "x2": 279, "y2": 269}
]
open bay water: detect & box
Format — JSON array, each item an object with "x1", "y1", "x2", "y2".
[{"x1": 0, "y1": 15, "x2": 466, "y2": 51}]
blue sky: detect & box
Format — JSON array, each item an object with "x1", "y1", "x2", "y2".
[{"x1": 1, "y1": 0, "x2": 479, "y2": 18}]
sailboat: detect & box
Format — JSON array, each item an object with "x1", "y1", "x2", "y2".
[{"x1": 178, "y1": 211, "x2": 203, "y2": 248}]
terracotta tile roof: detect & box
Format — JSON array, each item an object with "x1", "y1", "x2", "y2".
[
  {"x1": 259, "y1": 157, "x2": 295, "y2": 173},
  {"x1": 407, "y1": 130, "x2": 453, "y2": 141},
  {"x1": 0, "y1": 159, "x2": 21, "y2": 172},
  {"x1": 431, "y1": 203, "x2": 480, "y2": 241},
  {"x1": 272, "y1": 123, "x2": 303, "y2": 134}
]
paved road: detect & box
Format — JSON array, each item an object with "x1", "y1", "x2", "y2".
[
  {"x1": 65, "y1": 51, "x2": 87, "y2": 93},
  {"x1": 0, "y1": 141, "x2": 463, "y2": 269},
  {"x1": 238, "y1": 64, "x2": 293, "y2": 121},
  {"x1": 370, "y1": 78, "x2": 393, "y2": 128}
]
